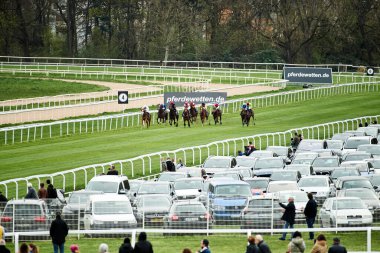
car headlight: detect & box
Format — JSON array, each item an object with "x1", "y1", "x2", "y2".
[{"x1": 213, "y1": 205, "x2": 225, "y2": 211}]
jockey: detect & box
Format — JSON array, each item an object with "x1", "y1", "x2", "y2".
[
  {"x1": 141, "y1": 105, "x2": 149, "y2": 114},
  {"x1": 161, "y1": 103, "x2": 166, "y2": 110},
  {"x1": 241, "y1": 104, "x2": 247, "y2": 110},
  {"x1": 190, "y1": 101, "x2": 197, "y2": 113},
  {"x1": 200, "y1": 102, "x2": 209, "y2": 117},
  {"x1": 184, "y1": 102, "x2": 189, "y2": 110},
  {"x1": 212, "y1": 103, "x2": 219, "y2": 114},
  {"x1": 246, "y1": 102, "x2": 250, "y2": 111},
  {"x1": 170, "y1": 101, "x2": 179, "y2": 115}
]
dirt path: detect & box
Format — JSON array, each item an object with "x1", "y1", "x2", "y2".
[{"x1": 0, "y1": 81, "x2": 280, "y2": 124}]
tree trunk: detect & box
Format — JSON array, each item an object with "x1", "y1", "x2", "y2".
[
  {"x1": 15, "y1": 0, "x2": 30, "y2": 57},
  {"x1": 66, "y1": 0, "x2": 77, "y2": 56}
]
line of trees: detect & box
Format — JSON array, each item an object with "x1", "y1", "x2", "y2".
[{"x1": 0, "y1": 0, "x2": 379, "y2": 65}]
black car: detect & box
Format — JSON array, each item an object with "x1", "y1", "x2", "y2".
[{"x1": 163, "y1": 201, "x2": 212, "y2": 229}]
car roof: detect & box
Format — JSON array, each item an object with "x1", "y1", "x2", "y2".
[
  {"x1": 327, "y1": 197, "x2": 363, "y2": 201},
  {"x1": 255, "y1": 157, "x2": 283, "y2": 161},
  {"x1": 141, "y1": 181, "x2": 171, "y2": 185},
  {"x1": 346, "y1": 136, "x2": 372, "y2": 140},
  {"x1": 89, "y1": 194, "x2": 129, "y2": 202},
  {"x1": 244, "y1": 177, "x2": 270, "y2": 182},
  {"x1": 71, "y1": 190, "x2": 103, "y2": 195},
  {"x1": 89, "y1": 175, "x2": 129, "y2": 182},
  {"x1": 337, "y1": 176, "x2": 369, "y2": 181},
  {"x1": 268, "y1": 180, "x2": 297, "y2": 185},
  {"x1": 300, "y1": 175, "x2": 329, "y2": 179},
  {"x1": 160, "y1": 171, "x2": 187, "y2": 175}
]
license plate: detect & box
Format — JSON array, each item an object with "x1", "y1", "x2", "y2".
[
  {"x1": 151, "y1": 218, "x2": 162, "y2": 222},
  {"x1": 185, "y1": 218, "x2": 198, "y2": 221},
  {"x1": 348, "y1": 221, "x2": 362, "y2": 225},
  {"x1": 231, "y1": 214, "x2": 241, "y2": 218}
]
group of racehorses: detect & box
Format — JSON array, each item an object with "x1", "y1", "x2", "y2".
[{"x1": 141, "y1": 104, "x2": 254, "y2": 128}]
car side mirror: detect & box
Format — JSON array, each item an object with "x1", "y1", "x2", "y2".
[{"x1": 198, "y1": 189, "x2": 202, "y2": 193}]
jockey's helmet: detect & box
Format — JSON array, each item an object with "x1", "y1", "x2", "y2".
[
  {"x1": 214, "y1": 103, "x2": 219, "y2": 107},
  {"x1": 201, "y1": 102, "x2": 205, "y2": 106},
  {"x1": 247, "y1": 102, "x2": 250, "y2": 106},
  {"x1": 242, "y1": 104, "x2": 247, "y2": 109}
]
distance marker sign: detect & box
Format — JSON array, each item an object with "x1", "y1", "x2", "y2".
[{"x1": 118, "y1": 91, "x2": 129, "y2": 104}]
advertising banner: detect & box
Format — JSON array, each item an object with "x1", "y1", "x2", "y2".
[
  {"x1": 283, "y1": 67, "x2": 333, "y2": 84},
  {"x1": 164, "y1": 92, "x2": 227, "y2": 105}
]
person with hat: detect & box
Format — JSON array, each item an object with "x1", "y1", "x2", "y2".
[
  {"x1": 328, "y1": 238, "x2": 347, "y2": 253},
  {"x1": 25, "y1": 183, "x2": 38, "y2": 199},
  {"x1": 50, "y1": 211, "x2": 69, "y2": 253}
]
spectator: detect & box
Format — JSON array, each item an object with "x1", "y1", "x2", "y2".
[
  {"x1": 47, "y1": 180, "x2": 58, "y2": 199},
  {"x1": 176, "y1": 159, "x2": 184, "y2": 170},
  {"x1": 182, "y1": 249, "x2": 192, "y2": 253},
  {"x1": 373, "y1": 120, "x2": 378, "y2": 124},
  {"x1": 201, "y1": 169, "x2": 208, "y2": 180},
  {"x1": 304, "y1": 193, "x2": 318, "y2": 240},
  {"x1": 99, "y1": 243, "x2": 109, "y2": 253},
  {"x1": 119, "y1": 237, "x2": 133, "y2": 253},
  {"x1": 359, "y1": 122, "x2": 363, "y2": 127},
  {"x1": 365, "y1": 122, "x2": 369, "y2": 127},
  {"x1": 29, "y1": 244, "x2": 39, "y2": 253},
  {"x1": 0, "y1": 239, "x2": 10, "y2": 253},
  {"x1": 328, "y1": 238, "x2": 347, "y2": 253},
  {"x1": 50, "y1": 211, "x2": 69, "y2": 253},
  {"x1": 255, "y1": 235, "x2": 271, "y2": 253},
  {"x1": 246, "y1": 236, "x2": 259, "y2": 253},
  {"x1": 279, "y1": 196, "x2": 296, "y2": 240},
  {"x1": 70, "y1": 244, "x2": 80, "y2": 253},
  {"x1": 298, "y1": 134, "x2": 303, "y2": 141},
  {"x1": 19, "y1": 243, "x2": 29, "y2": 253},
  {"x1": 0, "y1": 192, "x2": 7, "y2": 203},
  {"x1": 134, "y1": 232, "x2": 153, "y2": 253},
  {"x1": 196, "y1": 239, "x2": 210, "y2": 253},
  {"x1": 287, "y1": 231, "x2": 305, "y2": 253},
  {"x1": 166, "y1": 157, "x2": 175, "y2": 172},
  {"x1": 38, "y1": 183, "x2": 48, "y2": 200},
  {"x1": 245, "y1": 142, "x2": 256, "y2": 156},
  {"x1": 107, "y1": 165, "x2": 119, "y2": 175},
  {"x1": 291, "y1": 133, "x2": 300, "y2": 151},
  {"x1": 311, "y1": 234, "x2": 328, "y2": 253},
  {"x1": 238, "y1": 150, "x2": 243, "y2": 156},
  {"x1": 25, "y1": 183, "x2": 38, "y2": 199},
  {"x1": 161, "y1": 158, "x2": 167, "y2": 172}
]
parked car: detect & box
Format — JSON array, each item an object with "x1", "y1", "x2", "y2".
[
  {"x1": 212, "y1": 171, "x2": 243, "y2": 181},
  {"x1": 84, "y1": 195, "x2": 137, "y2": 230},
  {"x1": 135, "y1": 181, "x2": 175, "y2": 198},
  {"x1": 127, "y1": 180, "x2": 144, "y2": 204},
  {"x1": 164, "y1": 201, "x2": 212, "y2": 230},
  {"x1": 333, "y1": 176, "x2": 378, "y2": 196},
  {"x1": 269, "y1": 170, "x2": 301, "y2": 182},
  {"x1": 208, "y1": 179, "x2": 252, "y2": 224},
  {"x1": 85, "y1": 175, "x2": 130, "y2": 195},
  {"x1": 324, "y1": 140, "x2": 344, "y2": 157},
  {"x1": 202, "y1": 156, "x2": 237, "y2": 175},
  {"x1": 296, "y1": 139, "x2": 325, "y2": 154},
  {"x1": 357, "y1": 145, "x2": 380, "y2": 158},
  {"x1": 266, "y1": 146, "x2": 292, "y2": 164},
  {"x1": 330, "y1": 168, "x2": 360, "y2": 183},
  {"x1": 173, "y1": 177, "x2": 205, "y2": 202},
  {"x1": 249, "y1": 150, "x2": 275, "y2": 158},
  {"x1": 62, "y1": 190, "x2": 103, "y2": 229},
  {"x1": 241, "y1": 196, "x2": 282, "y2": 229},
  {"x1": 342, "y1": 136, "x2": 375, "y2": 154},
  {"x1": 291, "y1": 152, "x2": 319, "y2": 165},
  {"x1": 369, "y1": 175, "x2": 380, "y2": 189},
  {"x1": 278, "y1": 190, "x2": 308, "y2": 223},
  {"x1": 231, "y1": 167, "x2": 252, "y2": 179},
  {"x1": 345, "y1": 130, "x2": 366, "y2": 137},
  {"x1": 312, "y1": 156, "x2": 341, "y2": 175},
  {"x1": 1, "y1": 199, "x2": 51, "y2": 233},
  {"x1": 340, "y1": 161, "x2": 374, "y2": 176},
  {"x1": 244, "y1": 178, "x2": 270, "y2": 195},
  {"x1": 132, "y1": 194, "x2": 172, "y2": 227},
  {"x1": 235, "y1": 156, "x2": 257, "y2": 170},
  {"x1": 156, "y1": 172, "x2": 188, "y2": 182},
  {"x1": 253, "y1": 157, "x2": 285, "y2": 177},
  {"x1": 284, "y1": 164, "x2": 314, "y2": 177},
  {"x1": 180, "y1": 167, "x2": 204, "y2": 178},
  {"x1": 297, "y1": 176, "x2": 333, "y2": 204},
  {"x1": 319, "y1": 197, "x2": 373, "y2": 227},
  {"x1": 365, "y1": 158, "x2": 380, "y2": 173},
  {"x1": 331, "y1": 133, "x2": 352, "y2": 142},
  {"x1": 342, "y1": 151, "x2": 372, "y2": 162},
  {"x1": 357, "y1": 127, "x2": 379, "y2": 138},
  {"x1": 266, "y1": 181, "x2": 299, "y2": 195}
]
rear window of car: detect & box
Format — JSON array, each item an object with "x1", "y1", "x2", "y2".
[
  {"x1": 4, "y1": 204, "x2": 42, "y2": 216},
  {"x1": 174, "y1": 204, "x2": 205, "y2": 213}
]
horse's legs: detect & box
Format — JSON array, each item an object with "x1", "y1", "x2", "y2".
[{"x1": 219, "y1": 115, "x2": 222, "y2": 125}]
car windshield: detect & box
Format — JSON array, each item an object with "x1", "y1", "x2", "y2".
[
  {"x1": 331, "y1": 199, "x2": 366, "y2": 210},
  {"x1": 203, "y1": 158, "x2": 230, "y2": 168},
  {"x1": 341, "y1": 162, "x2": 369, "y2": 172},
  {"x1": 331, "y1": 170, "x2": 359, "y2": 179},
  {"x1": 236, "y1": 158, "x2": 255, "y2": 167},
  {"x1": 246, "y1": 180, "x2": 268, "y2": 189},
  {"x1": 313, "y1": 157, "x2": 339, "y2": 167},
  {"x1": 291, "y1": 159, "x2": 313, "y2": 165},
  {"x1": 344, "y1": 154, "x2": 371, "y2": 162},
  {"x1": 266, "y1": 147, "x2": 287, "y2": 156},
  {"x1": 342, "y1": 180, "x2": 373, "y2": 189},
  {"x1": 215, "y1": 184, "x2": 252, "y2": 197},
  {"x1": 69, "y1": 193, "x2": 95, "y2": 204},
  {"x1": 297, "y1": 140, "x2": 324, "y2": 152},
  {"x1": 213, "y1": 173, "x2": 239, "y2": 180},
  {"x1": 93, "y1": 201, "x2": 132, "y2": 214},
  {"x1": 139, "y1": 184, "x2": 169, "y2": 194},
  {"x1": 343, "y1": 190, "x2": 377, "y2": 200},
  {"x1": 298, "y1": 178, "x2": 328, "y2": 187},
  {"x1": 86, "y1": 181, "x2": 118, "y2": 193},
  {"x1": 174, "y1": 204, "x2": 206, "y2": 213},
  {"x1": 267, "y1": 183, "x2": 298, "y2": 193},
  {"x1": 4, "y1": 204, "x2": 43, "y2": 216},
  {"x1": 248, "y1": 199, "x2": 278, "y2": 207},
  {"x1": 357, "y1": 146, "x2": 380, "y2": 155},
  {"x1": 158, "y1": 173, "x2": 187, "y2": 182},
  {"x1": 344, "y1": 138, "x2": 370, "y2": 149},
  {"x1": 326, "y1": 141, "x2": 343, "y2": 149},
  {"x1": 270, "y1": 172, "x2": 297, "y2": 181},
  {"x1": 137, "y1": 196, "x2": 171, "y2": 208},
  {"x1": 254, "y1": 159, "x2": 283, "y2": 169},
  {"x1": 129, "y1": 181, "x2": 142, "y2": 191},
  {"x1": 279, "y1": 192, "x2": 308, "y2": 202},
  {"x1": 286, "y1": 166, "x2": 310, "y2": 175},
  {"x1": 174, "y1": 180, "x2": 203, "y2": 190}
]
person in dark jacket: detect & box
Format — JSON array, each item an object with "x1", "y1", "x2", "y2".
[
  {"x1": 50, "y1": 212, "x2": 69, "y2": 253},
  {"x1": 304, "y1": 192, "x2": 318, "y2": 240},
  {"x1": 119, "y1": 237, "x2": 133, "y2": 253},
  {"x1": 246, "y1": 236, "x2": 259, "y2": 253},
  {"x1": 134, "y1": 232, "x2": 153, "y2": 253},
  {"x1": 47, "y1": 180, "x2": 58, "y2": 199},
  {"x1": 255, "y1": 235, "x2": 271, "y2": 253},
  {"x1": 25, "y1": 183, "x2": 38, "y2": 199},
  {"x1": 107, "y1": 165, "x2": 119, "y2": 175},
  {"x1": 328, "y1": 238, "x2": 347, "y2": 253},
  {"x1": 0, "y1": 192, "x2": 7, "y2": 203},
  {"x1": 165, "y1": 157, "x2": 175, "y2": 172},
  {"x1": 0, "y1": 239, "x2": 10, "y2": 253},
  {"x1": 279, "y1": 197, "x2": 296, "y2": 240},
  {"x1": 196, "y1": 239, "x2": 211, "y2": 253}
]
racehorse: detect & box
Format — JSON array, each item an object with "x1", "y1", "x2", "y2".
[
  {"x1": 169, "y1": 104, "x2": 179, "y2": 127},
  {"x1": 200, "y1": 107, "x2": 209, "y2": 126},
  {"x1": 142, "y1": 111, "x2": 151, "y2": 128},
  {"x1": 189, "y1": 106, "x2": 198, "y2": 124},
  {"x1": 240, "y1": 109, "x2": 255, "y2": 126},
  {"x1": 212, "y1": 108, "x2": 222, "y2": 125},
  {"x1": 182, "y1": 109, "x2": 191, "y2": 127},
  {"x1": 157, "y1": 105, "x2": 168, "y2": 124}
]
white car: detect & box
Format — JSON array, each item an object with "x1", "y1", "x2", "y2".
[
  {"x1": 266, "y1": 181, "x2": 299, "y2": 197},
  {"x1": 319, "y1": 197, "x2": 373, "y2": 227},
  {"x1": 85, "y1": 175, "x2": 130, "y2": 195},
  {"x1": 297, "y1": 175, "x2": 333, "y2": 204},
  {"x1": 84, "y1": 195, "x2": 137, "y2": 231},
  {"x1": 342, "y1": 136, "x2": 374, "y2": 155},
  {"x1": 173, "y1": 177, "x2": 205, "y2": 201}
]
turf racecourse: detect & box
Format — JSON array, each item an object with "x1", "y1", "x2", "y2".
[{"x1": 0, "y1": 90, "x2": 379, "y2": 185}]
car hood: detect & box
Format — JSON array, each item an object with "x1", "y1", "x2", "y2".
[
  {"x1": 138, "y1": 206, "x2": 170, "y2": 213},
  {"x1": 204, "y1": 168, "x2": 229, "y2": 174},
  {"x1": 175, "y1": 189, "x2": 201, "y2": 197},
  {"x1": 91, "y1": 214, "x2": 136, "y2": 222},
  {"x1": 213, "y1": 197, "x2": 248, "y2": 206}
]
